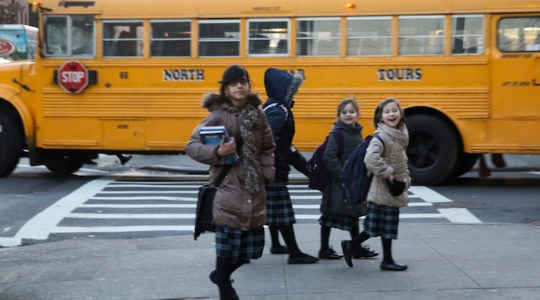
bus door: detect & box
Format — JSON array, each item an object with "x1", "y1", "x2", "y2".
[{"x1": 491, "y1": 15, "x2": 540, "y2": 148}]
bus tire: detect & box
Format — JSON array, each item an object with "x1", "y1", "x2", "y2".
[
  {"x1": 0, "y1": 112, "x2": 23, "y2": 177},
  {"x1": 44, "y1": 153, "x2": 84, "y2": 175},
  {"x1": 406, "y1": 114, "x2": 458, "y2": 185},
  {"x1": 451, "y1": 152, "x2": 478, "y2": 178}
]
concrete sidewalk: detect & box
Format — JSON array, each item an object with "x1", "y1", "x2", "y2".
[{"x1": 1, "y1": 222, "x2": 539, "y2": 300}]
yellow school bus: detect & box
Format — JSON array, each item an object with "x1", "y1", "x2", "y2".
[{"x1": 0, "y1": 0, "x2": 538, "y2": 184}]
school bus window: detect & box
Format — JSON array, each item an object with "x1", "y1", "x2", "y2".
[
  {"x1": 151, "y1": 20, "x2": 191, "y2": 57},
  {"x1": 452, "y1": 15, "x2": 484, "y2": 55},
  {"x1": 347, "y1": 17, "x2": 392, "y2": 56},
  {"x1": 248, "y1": 19, "x2": 289, "y2": 56},
  {"x1": 198, "y1": 20, "x2": 240, "y2": 57},
  {"x1": 71, "y1": 15, "x2": 95, "y2": 57},
  {"x1": 103, "y1": 21, "x2": 144, "y2": 57},
  {"x1": 297, "y1": 18, "x2": 340, "y2": 56},
  {"x1": 44, "y1": 16, "x2": 68, "y2": 56},
  {"x1": 399, "y1": 16, "x2": 444, "y2": 56},
  {"x1": 498, "y1": 17, "x2": 540, "y2": 52}
]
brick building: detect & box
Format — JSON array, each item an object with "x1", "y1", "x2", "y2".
[{"x1": 0, "y1": 0, "x2": 31, "y2": 25}]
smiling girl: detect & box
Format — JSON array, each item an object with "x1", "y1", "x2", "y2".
[
  {"x1": 318, "y1": 98, "x2": 378, "y2": 260},
  {"x1": 341, "y1": 97, "x2": 411, "y2": 271}
]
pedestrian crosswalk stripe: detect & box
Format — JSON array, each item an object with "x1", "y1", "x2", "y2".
[
  {"x1": 98, "y1": 190, "x2": 198, "y2": 194},
  {"x1": 67, "y1": 213, "x2": 194, "y2": 219},
  {"x1": 291, "y1": 195, "x2": 322, "y2": 200},
  {"x1": 51, "y1": 225, "x2": 193, "y2": 233},
  {"x1": 1, "y1": 178, "x2": 482, "y2": 248},
  {"x1": 91, "y1": 196, "x2": 195, "y2": 201},
  {"x1": 80, "y1": 204, "x2": 195, "y2": 208},
  {"x1": 295, "y1": 213, "x2": 444, "y2": 220},
  {"x1": 438, "y1": 208, "x2": 481, "y2": 224},
  {"x1": 409, "y1": 186, "x2": 452, "y2": 203}
]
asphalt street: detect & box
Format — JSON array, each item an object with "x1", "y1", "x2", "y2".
[{"x1": 1, "y1": 153, "x2": 539, "y2": 299}]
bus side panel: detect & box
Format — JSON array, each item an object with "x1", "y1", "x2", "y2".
[
  {"x1": 489, "y1": 14, "x2": 540, "y2": 153},
  {"x1": 35, "y1": 61, "x2": 221, "y2": 151},
  {"x1": 286, "y1": 59, "x2": 490, "y2": 150}
]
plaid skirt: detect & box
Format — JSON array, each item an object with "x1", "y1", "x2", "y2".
[
  {"x1": 363, "y1": 202, "x2": 400, "y2": 239},
  {"x1": 265, "y1": 182, "x2": 296, "y2": 226},
  {"x1": 319, "y1": 214, "x2": 358, "y2": 231},
  {"x1": 215, "y1": 226, "x2": 265, "y2": 262}
]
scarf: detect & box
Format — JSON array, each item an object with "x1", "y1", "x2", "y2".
[{"x1": 227, "y1": 105, "x2": 260, "y2": 194}]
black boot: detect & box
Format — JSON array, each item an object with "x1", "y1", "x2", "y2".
[
  {"x1": 352, "y1": 244, "x2": 379, "y2": 259},
  {"x1": 379, "y1": 238, "x2": 407, "y2": 271},
  {"x1": 279, "y1": 225, "x2": 319, "y2": 264},
  {"x1": 319, "y1": 226, "x2": 342, "y2": 259},
  {"x1": 343, "y1": 231, "x2": 371, "y2": 267}
]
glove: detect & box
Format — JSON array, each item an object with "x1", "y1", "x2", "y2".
[{"x1": 388, "y1": 179, "x2": 406, "y2": 197}]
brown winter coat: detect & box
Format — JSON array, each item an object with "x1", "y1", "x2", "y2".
[
  {"x1": 185, "y1": 93, "x2": 275, "y2": 231},
  {"x1": 364, "y1": 123, "x2": 411, "y2": 207}
]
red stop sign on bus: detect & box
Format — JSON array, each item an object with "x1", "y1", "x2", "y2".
[{"x1": 57, "y1": 61, "x2": 89, "y2": 93}]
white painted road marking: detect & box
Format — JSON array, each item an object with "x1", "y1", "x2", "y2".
[
  {"x1": 408, "y1": 186, "x2": 452, "y2": 203},
  {"x1": 0, "y1": 179, "x2": 113, "y2": 247},
  {"x1": 438, "y1": 208, "x2": 482, "y2": 224},
  {"x1": 409, "y1": 186, "x2": 481, "y2": 224},
  {"x1": 0, "y1": 180, "x2": 482, "y2": 247}
]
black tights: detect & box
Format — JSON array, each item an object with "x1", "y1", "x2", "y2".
[
  {"x1": 320, "y1": 223, "x2": 359, "y2": 250},
  {"x1": 269, "y1": 225, "x2": 282, "y2": 248},
  {"x1": 350, "y1": 231, "x2": 370, "y2": 248},
  {"x1": 216, "y1": 256, "x2": 246, "y2": 300},
  {"x1": 350, "y1": 232, "x2": 395, "y2": 264},
  {"x1": 269, "y1": 224, "x2": 304, "y2": 257},
  {"x1": 380, "y1": 238, "x2": 395, "y2": 264}
]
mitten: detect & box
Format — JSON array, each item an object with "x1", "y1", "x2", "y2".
[{"x1": 388, "y1": 179, "x2": 406, "y2": 197}]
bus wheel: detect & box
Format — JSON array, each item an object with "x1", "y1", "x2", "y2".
[
  {"x1": 0, "y1": 112, "x2": 23, "y2": 177},
  {"x1": 44, "y1": 153, "x2": 84, "y2": 175},
  {"x1": 406, "y1": 115, "x2": 458, "y2": 185},
  {"x1": 451, "y1": 152, "x2": 478, "y2": 178}
]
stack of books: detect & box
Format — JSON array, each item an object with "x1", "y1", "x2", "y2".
[{"x1": 200, "y1": 125, "x2": 238, "y2": 165}]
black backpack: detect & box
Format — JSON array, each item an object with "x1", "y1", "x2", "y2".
[
  {"x1": 307, "y1": 129, "x2": 344, "y2": 192},
  {"x1": 340, "y1": 134, "x2": 384, "y2": 205}
]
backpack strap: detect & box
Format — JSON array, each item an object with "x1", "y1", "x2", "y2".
[
  {"x1": 263, "y1": 102, "x2": 288, "y2": 119},
  {"x1": 212, "y1": 165, "x2": 231, "y2": 187}
]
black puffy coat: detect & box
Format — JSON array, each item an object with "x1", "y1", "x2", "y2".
[{"x1": 320, "y1": 121, "x2": 363, "y2": 216}]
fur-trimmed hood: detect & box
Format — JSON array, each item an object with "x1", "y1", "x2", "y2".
[
  {"x1": 263, "y1": 68, "x2": 303, "y2": 109},
  {"x1": 201, "y1": 92, "x2": 262, "y2": 111}
]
